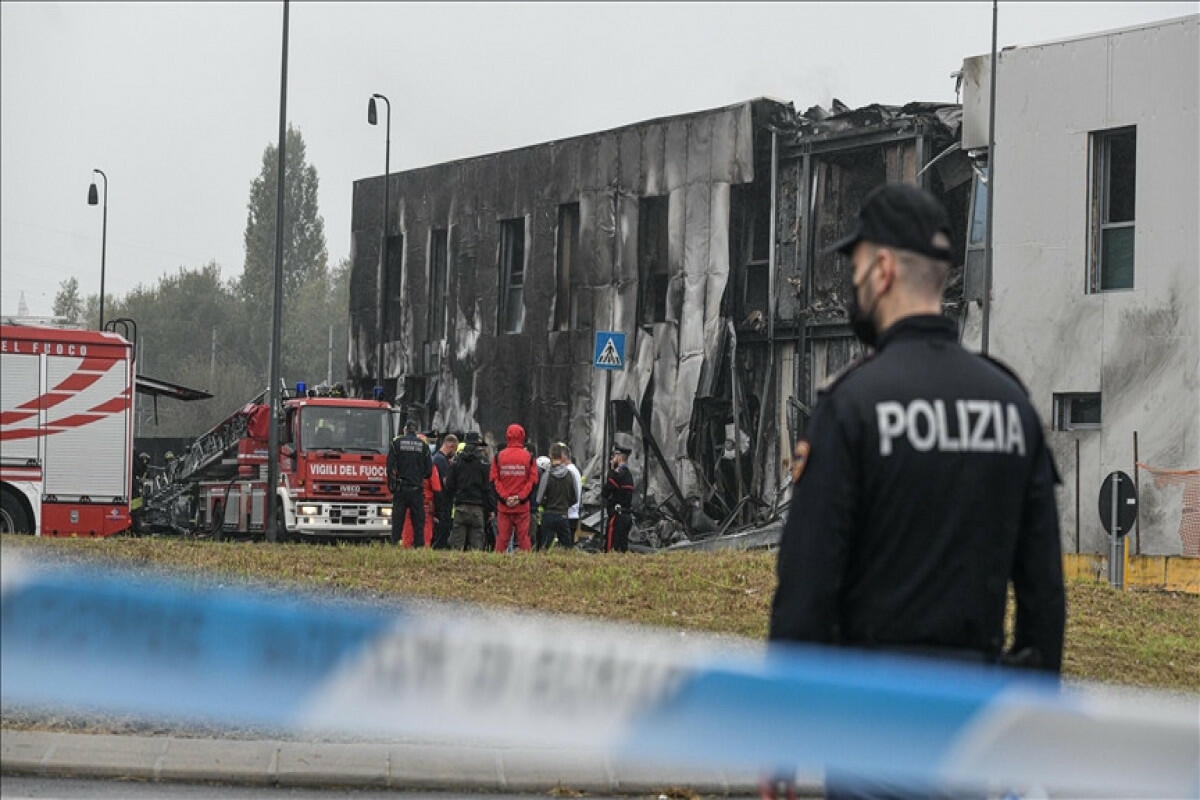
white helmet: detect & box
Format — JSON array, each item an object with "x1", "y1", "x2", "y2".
[{"x1": 536, "y1": 455, "x2": 551, "y2": 471}]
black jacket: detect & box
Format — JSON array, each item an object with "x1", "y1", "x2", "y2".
[
  {"x1": 445, "y1": 445, "x2": 491, "y2": 508},
  {"x1": 387, "y1": 434, "x2": 432, "y2": 491},
  {"x1": 769, "y1": 315, "x2": 1065, "y2": 673},
  {"x1": 432, "y1": 450, "x2": 452, "y2": 511},
  {"x1": 602, "y1": 463, "x2": 635, "y2": 512}
]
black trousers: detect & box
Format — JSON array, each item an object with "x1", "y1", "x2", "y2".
[
  {"x1": 391, "y1": 486, "x2": 424, "y2": 545},
  {"x1": 606, "y1": 510, "x2": 631, "y2": 552},
  {"x1": 540, "y1": 512, "x2": 571, "y2": 550},
  {"x1": 432, "y1": 508, "x2": 453, "y2": 549}
]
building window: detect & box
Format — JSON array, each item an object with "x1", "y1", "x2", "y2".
[
  {"x1": 498, "y1": 218, "x2": 525, "y2": 334},
  {"x1": 1053, "y1": 392, "x2": 1101, "y2": 431},
  {"x1": 386, "y1": 234, "x2": 404, "y2": 340},
  {"x1": 731, "y1": 183, "x2": 771, "y2": 314},
  {"x1": 428, "y1": 229, "x2": 448, "y2": 342},
  {"x1": 638, "y1": 195, "x2": 669, "y2": 325},
  {"x1": 554, "y1": 204, "x2": 579, "y2": 331},
  {"x1": 1088, "y1": 127, "x2": 1136, "y2": 292},
  {"x1": 962, "y1": 166, "x2": 988, "y2": 302}
]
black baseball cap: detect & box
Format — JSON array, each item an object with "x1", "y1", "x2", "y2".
[
  {"x1": 825, "y1": 183, "x2": 954, "y2": 261},
  {"x1": 404, "y1": 419, "x2": 419, "y2": 432},
  {"x1": 612, "y1": 445, "x2": 632, "y2": 456}
]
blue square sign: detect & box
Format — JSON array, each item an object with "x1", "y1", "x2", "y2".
[{"x1": 593, "y1": 331, "x2": 626, "y2": 370}]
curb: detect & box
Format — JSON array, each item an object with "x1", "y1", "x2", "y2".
[{"x1": 1, "y1": 729, "x2": 813, "y2": 795}]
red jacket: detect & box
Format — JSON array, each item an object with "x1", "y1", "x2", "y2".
[{"x1": 490, "y1": 424, "x2": 538, "y2": 514}]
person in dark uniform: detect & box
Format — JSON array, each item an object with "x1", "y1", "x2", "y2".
[
  {"x1": 602, "y1": 445, "x2": 635, "y2": 553},
  {"x1": 767, "y1": 184, "x2": 1066, "y2": 798},
  {"x1": 445, "y1": 432, "x2": 493, "y2": 551},
  {"x1": 387, "y1": 419, "x2": 433, "y2": 546},
  {"x1": 430, "y1": 434, "x2": 458, "y2": 549}
]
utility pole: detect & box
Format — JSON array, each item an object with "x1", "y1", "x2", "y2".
[
  {"x1": 265, "y1": 0, "x2": 290, "y2": 543},
  {"x1": 981, "y1": 0, "x2": 998, "y2": 355}
]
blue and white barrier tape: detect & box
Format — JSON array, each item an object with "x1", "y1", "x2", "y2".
[{"x1": 2, "y1": 554, "x2": 1196, "y2": 797}]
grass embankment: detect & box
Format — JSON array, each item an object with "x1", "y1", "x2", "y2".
[{"x1": 3, "y1": 534, "x2": 1197, "y2": 692}]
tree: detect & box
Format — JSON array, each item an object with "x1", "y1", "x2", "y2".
[
  {"x1": 281, "y1": 257, "x2": 352, "y2": 385},
  {"x1": 53, "y1": 277, "x2": 83, "y2": 322},
  {"x1": 241, "y1": 125, "x2": 328, "y2": 314}
]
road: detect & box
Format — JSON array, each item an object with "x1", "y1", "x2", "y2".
[{"x1": 5, "y1": 775, "x2": 761, "y2": 800}]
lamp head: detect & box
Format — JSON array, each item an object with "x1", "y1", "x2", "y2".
[
  {"x1": 367, "y1": 97, "x2": 378, "y2": 125},
  {"x1": 88, "y1": 183, "x2": 99, "y2": 205}
]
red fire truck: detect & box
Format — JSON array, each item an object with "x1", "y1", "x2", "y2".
[
  {"x1": 189, "y1": 384, "x2": 395, "y2": 541},
  {"x1": 1, "y1": 323, "x2": 135, "y2": 536}
]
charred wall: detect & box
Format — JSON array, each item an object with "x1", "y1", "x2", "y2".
[{"x1": 349, "y1": 101, "x2": 778, "y2": 505}]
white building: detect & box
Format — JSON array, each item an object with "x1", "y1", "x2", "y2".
[{"x1": 960, "y1": 15, "x2": 1199, "y2": 557}]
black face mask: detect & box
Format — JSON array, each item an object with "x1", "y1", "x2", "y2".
[{"x1": 846, "y1": 259, "x2": 880, "y2": 349}]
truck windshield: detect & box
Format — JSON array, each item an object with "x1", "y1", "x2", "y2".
[{"x1": 300, "y1": 407, "x2": 390, "y2": 454}]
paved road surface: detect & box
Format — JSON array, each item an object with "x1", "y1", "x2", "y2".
[{"x1": 5, "y1": 775, "x2": 762, "y2": 800}]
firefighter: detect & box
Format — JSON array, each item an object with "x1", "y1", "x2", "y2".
[
  {"x1": 133, "y1": 452, "x2": 150, "y2": 498},
  {"x1": 387, "y1": 419, "x2": 433, "y2": 546},
  {"x1": 602, "y1": 445, "x2": 635, "y2": 553},
  {"x1": 489, "y1": 423, "x2": 539, "y2": 552}
]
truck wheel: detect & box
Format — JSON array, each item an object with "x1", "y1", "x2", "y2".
[
  {"x1": 1, "y1": 488, "x2": 34, "y2": 534},
  {"x1": 270, "y1": 500, "x2": 291, "y2": 544},
  {"x1": 211, "y1": 499, "x2": 226, "y2": 542}
]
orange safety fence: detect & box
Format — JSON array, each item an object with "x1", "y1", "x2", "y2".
[{"x1": 1136, "y1": 462, "x2": 1200, "y2": 557}]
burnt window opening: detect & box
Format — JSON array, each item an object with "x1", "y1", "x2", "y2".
[
  {"x1": 731, "y1": 182, "x2": 771, "y2": 315},
  {"x1": 962, "y1": 166, "x2": 988, "y2": 302},
  {"x1": 554, "y1": 204, "x2": 579, "y2": 331},
  {"x1": 1053, "y1": 392, "x2": 1101, "y2": 431},
  {"x1": 638, "y1": 195, "x2": 669, "y2": 325},
  {"x1": 385, "y1": 234, "x2": 404, "y2": 340},
  {"x1": 613, "y1": 397, "x2": 634, "y2": 435},
  {"x1": 810, "y1": 151, "x2": 888, "y2": 306},
  {"x1": 1088, "y1": 127, "x2": 1136, "y2": 292},
  {"x1": 428, "y1": 229, "x2": 448, "y2": 342},
  {"x1": 498, "y1": 217, "x2": 526, "y2": 334}
]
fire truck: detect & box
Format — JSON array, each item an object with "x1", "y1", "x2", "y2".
[
  {"x1": 1, "y1": 320, "x2": 395, "y2": 540},
  {"x1": 179, "y1": 382, "x2": 395, "y2": 541},
  {"x1": 1, "y1": 322, "x2": 136, "y2": 536}
]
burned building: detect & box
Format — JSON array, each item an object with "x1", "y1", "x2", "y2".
[{"x1": 348, "y1": 98, "x2": 970, "y2": 529}]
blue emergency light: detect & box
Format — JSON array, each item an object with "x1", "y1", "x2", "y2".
[
  {"x1": 373, "y1": 385, "x2": 384, "y2": 400},
  {"x1": 296, "y1": 382, "x2": 307, "y2": 397}
]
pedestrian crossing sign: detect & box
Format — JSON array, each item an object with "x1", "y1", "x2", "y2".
[{"x1": 593, "y1": 331, "x2": 626, "y2": 370}]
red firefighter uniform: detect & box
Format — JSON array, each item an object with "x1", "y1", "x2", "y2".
[
  {"x1": 401, "y1": 456, "x2": 443, "y2": 548},
  {"x1": 489, "y1": 423, "x2": 538, "y2": 552}
]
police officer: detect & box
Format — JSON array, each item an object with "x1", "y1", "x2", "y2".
[
  {"x1": 772, "y1": 183, "x2": 1065, "y2": 662},
  {"x1": 601, "y1": 445, "x2": 635, "y2": 553},
  {"x1": 768, "y1": 183, "x2": 1066, "y2": 795},
  {"x1": 387, "y1": 419, "x2": 433, "y2": 546}
]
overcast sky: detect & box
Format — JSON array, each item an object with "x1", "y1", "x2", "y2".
[{"x1": 2, "y1": 1, "x2": 1195, "y2": 317}]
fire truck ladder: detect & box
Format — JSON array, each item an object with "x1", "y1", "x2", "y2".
[{"x1": 174, "y1": 387, "x2": 269, "y2": 484}]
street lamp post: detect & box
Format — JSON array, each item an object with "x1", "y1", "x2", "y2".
[
  {"x1": 368, "y1": 93, "x2": 390, "y2": 399},
  {"x1": 87, "y1": 169, "x2": 108, "y2": 329}
]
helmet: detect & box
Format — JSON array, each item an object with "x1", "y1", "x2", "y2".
[
  {"x1": 164, "y1": 451, "x2": 176, "y2": 461},
  {"x1": 138, "y1": 452, "x2": 150, "y2": 462},
  {"x1": 536, "y1": 455, "x2": 551, "y2": 471}
]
